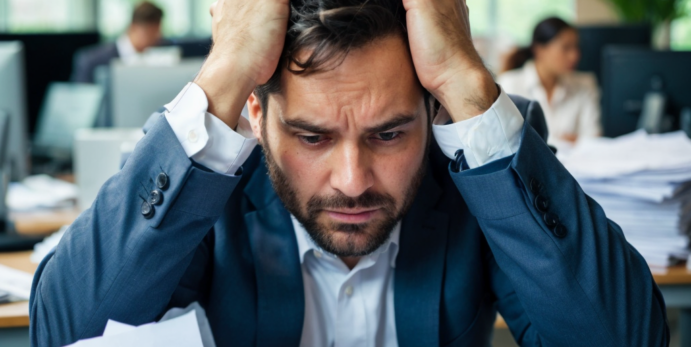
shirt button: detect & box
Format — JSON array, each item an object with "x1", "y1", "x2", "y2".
[
  {"x1": 344, "y1": 285, "x2": 354, "y2": 297},
  {"x1": 187, "y1": 129, "x2": 199, "y2": 143},
  {"x1": 314, "y1": 251, "x2": 323, "y2": 259}
]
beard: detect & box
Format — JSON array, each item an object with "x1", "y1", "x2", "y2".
[{"x1": 261, "y1": 124, "x2": 428, "y2": 258}]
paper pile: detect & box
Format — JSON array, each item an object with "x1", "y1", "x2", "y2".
[
  {"x1": 559, "y1": 130, "x2": 691, "y2": 268},
  {"x1": 7, "y1": 175, "x2": 78, "y2": 211}
]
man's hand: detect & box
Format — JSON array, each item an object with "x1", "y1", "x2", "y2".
[
  {"x1": 403, "y1": 0, "x2": 499, "y2": 122},
  {"x1": 194, "y1": 0, "x2": 290, "y2": 129}
]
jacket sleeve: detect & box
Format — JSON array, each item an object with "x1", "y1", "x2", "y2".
[
  {"x1": 450, "y1": 101, "x2": 669, "y2": 346},
  {"x1": 29, "y1": 115, "x2": 243, "y2": 347}
]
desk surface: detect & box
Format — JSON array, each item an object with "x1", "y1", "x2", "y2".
[
  {"x1": 1, "y1": 248, "x2": 690, "y2": 330},
  {"x1": 653, "y1": 266, "x2": 691, "y2": 285},
  {"x1": 10, "y1": 208, "x2": 81, "y2": 236}
]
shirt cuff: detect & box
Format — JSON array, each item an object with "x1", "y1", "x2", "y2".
[
  {"x1": 164, "y1": 82, "x2": 258, "y2": 175},
  {"x1": 432, "y1": 89, "x2": 523, "y2": 169}
]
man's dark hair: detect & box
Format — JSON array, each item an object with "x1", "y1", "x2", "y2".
[
  {"x1": 254, "y1": 0, "x2": 408, "y2": 115},
  {"x1": 132, "y1": 1, "x2": 164, "y2": 25}
]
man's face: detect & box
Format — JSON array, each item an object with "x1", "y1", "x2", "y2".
[
  {"x1": 248, "y1": 36, "x2": 428, "y2": 257},
  {"x1": 129, "y1": 23, "x2": 162, "y2": 52}
]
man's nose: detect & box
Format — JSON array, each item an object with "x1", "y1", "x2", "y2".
[{"x1": 330, "y1": 143, "x2": 374, "y2": 198}]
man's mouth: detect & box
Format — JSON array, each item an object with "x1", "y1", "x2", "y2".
[{"x1": 323, "y1": 208, "x2": 381, "y2": 224}]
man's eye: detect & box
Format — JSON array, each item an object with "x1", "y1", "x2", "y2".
[
  {"x1": 376, "y1": 132, "x2": 400, "y2": 141},
  {"x1": 298, "y1": 135, "x2": 324, "y2": 145}
]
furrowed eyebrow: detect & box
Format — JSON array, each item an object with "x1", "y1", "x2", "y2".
[
  {"x1": 281, "y1": 118, "x2": 333, "y2": 134},
  {"x1": 364, "y1": 114, "x2": 417, "y2": 133},
  {"x1": 280, "y1": 113, "x2": 418, "y2": 134}
]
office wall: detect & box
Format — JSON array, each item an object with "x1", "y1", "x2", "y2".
[{"x1": 576, "y1": 0, "x2": 618, "y2": 24}]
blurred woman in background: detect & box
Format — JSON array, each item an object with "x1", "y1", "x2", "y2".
[{"x1": 499, "y1": 17, "x2": 601, "y2": 144}]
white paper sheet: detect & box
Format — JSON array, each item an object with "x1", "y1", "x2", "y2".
[
  {"x1": 0, "y1": 264, "x2": 33, "y2": 300},
  {"x1": 102, "y1": 320, "x2": 152, "y2": 337},
  {"x1": 65, "y1": 310, "x2": 204, "y2": 347}
]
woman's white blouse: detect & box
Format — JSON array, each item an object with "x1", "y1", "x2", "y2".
[{"x1": 498, "y1": 61, "x2": 602, "y2": 144}]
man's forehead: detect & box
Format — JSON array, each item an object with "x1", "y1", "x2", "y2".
[
  {"x1": 272, "y1": 36, "x2": 424, "y2": 131},
  {"x1": 269, "y1": 86, "x2": 424, "y2": 133}
]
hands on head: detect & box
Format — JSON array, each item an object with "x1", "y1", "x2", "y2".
[
  {"x1": 194, "y1": 0, "x2": 290, "y2": 129},
  {"x1": 194, "y1": 0, "x2": 498, "y2": 130}
]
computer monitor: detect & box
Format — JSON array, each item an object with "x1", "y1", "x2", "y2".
[
  {"x1": 577, "y1": 24, "x2": 652, "y2": 85},
  {"x1": 0, "y1": 42, "x2": 29, "y2": 180},
  {"x1": 110, "y1": 58, "x2": 205, "y2": 128},
  {"x1": 0, "y1": 33, "x2": 100, "y2": 135},
  {"x1": 168, "y1": 38, "x2": 213, "y2": 58},
  {"x1": 0, "y1": 109, "x2": 43, "y2": 251},
  {"x1": 33, "y1": 83, "x2": 105, "y2": 159},
  {"x1": 601, "y1": 47, "x2": 691, "y2": 138}
]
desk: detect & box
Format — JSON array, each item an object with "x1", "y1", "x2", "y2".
[{"x1": 9, "y1": 208, "x2": 81, "y2": 236}]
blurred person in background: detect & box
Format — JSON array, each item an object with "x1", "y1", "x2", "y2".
[
  {"x1": 72, "y1": 1, "x2": 164, "y2": 83},
  {"x1": 499, "y1": 17, "x2": 601, "y2": 145}
]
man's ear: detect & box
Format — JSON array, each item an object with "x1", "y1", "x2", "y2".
[{"x1": 247, "y1": 92, "x2": 263, "y2": 141}]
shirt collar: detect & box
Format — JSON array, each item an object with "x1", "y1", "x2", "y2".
[
  {"x1": 522, "y1": 60, "x2": 570, "y2": 104},
  {"x1": 291, "y1": 215, "x2": 401, "y2": 268},
  {"x1": 522, "y1": 60, "x2": 543, "y2": 90},
  {"x1": 116, "y1": 34, "x2": 141, "y2": 63}
]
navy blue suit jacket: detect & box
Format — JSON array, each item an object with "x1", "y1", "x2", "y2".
[{"x1": 29, "y1": 96, "x2": 669, "y2": 346}]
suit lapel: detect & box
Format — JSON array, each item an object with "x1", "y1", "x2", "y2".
[
  {"x1": 395, "y1": 171, "x2": 448, "y2": 347},
  {"x1": 244, "y1": 158, "x2": 305, "y2": 347}
]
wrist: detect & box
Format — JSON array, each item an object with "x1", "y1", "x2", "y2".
[
  {"x1": 433, "y1": 69, "x2": 498, "y2": 123},
  {"x1": 194, "y1": 57, "x2": 258, "y2": 129}
]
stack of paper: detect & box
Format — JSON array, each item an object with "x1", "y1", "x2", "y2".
[
  {"x1": 559, "y1": 130, "x2": 691, "y2": 268},
  {"x1": 7, "y1": 175, "x2": 78, "y2": 211}
]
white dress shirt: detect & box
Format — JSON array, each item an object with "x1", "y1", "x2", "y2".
[
  {"x1": 163, "y1": 82, "x2": 525, "y2": 347},
  {"x1": 498, "y1": 61, "x2": 602, "y2": 145},
  {"x1": 116, "y1": 35, "x2": 143, "y2": 65},
  {"x1": 294, "y1": 216, "x2": 400, "y2": 347}
]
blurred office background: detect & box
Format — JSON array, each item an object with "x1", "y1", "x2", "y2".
[{"x1": 0, "y1": 0, "x2": 690, "y2": 346}]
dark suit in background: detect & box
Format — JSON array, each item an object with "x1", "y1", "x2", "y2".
[{"x1": 71, "y1": 43, "x2": 119, "y2": 84}]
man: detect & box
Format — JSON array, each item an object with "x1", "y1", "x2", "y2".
[
  {"x1": 32, "y1": 0, "x2": 668, "y2": 346},
  {"x1": 72, "y1": 1, "x2": 164, "y2": 83}
]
